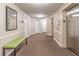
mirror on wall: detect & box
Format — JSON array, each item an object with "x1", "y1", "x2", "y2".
[{"x1": 6, "y1": 6, "x2": 17, "y2": 31}]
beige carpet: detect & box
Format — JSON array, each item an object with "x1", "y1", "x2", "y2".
[{"x1": 16, "y1": 33, "x2": 76, "y2": 56}]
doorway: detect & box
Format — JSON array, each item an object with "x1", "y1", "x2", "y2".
[
  {"x1": 66, "y1": 4, "x2": 79, "y2": 55},
  {"x1": 51, "y1": 17, "x2": 54, "y2": 36}
]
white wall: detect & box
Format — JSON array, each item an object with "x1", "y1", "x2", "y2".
[
  {"x1": 53, "y1": 9, "x2": 62, "y2": 47},
  {"x1": 24, "y1": 17, "x2": 36, "y2": 37},
  {"x1": 0, "y1": 3, "x2": 48, "y2": 55},
  {"x1": 26, "y1": 17, "x2": 32, "y2": 37},
  {"x1": 0, "y1": 3, "x2": 29, "y2": 55},
  {"x1": 24, "y1": 17, "x2": 47, "y2": 38},
  {"x1": 47, "y1": 17, "x2": 53, "y2": 36},
  {"x1": 35, "y1": 18, "x2": 47, "y2": 33},
  {"x1": 30, "y1": 18, "x2": 35, "y2": 34},
  {"x1": 41, "y1": 19, "x2": 47, "y2": 32},
  {"x1": 47, "y1": 3, "x2": 72, "y2": 48}
]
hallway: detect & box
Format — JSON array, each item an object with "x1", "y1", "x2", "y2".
[
  {"x1": 0, "y1": 3, "x2": 79, "y2": 56},
  {"x1": 16, "y1": 33, "x2": 75, "y2": 56}
]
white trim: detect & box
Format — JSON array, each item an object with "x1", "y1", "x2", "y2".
[
  {"x1": 27, "y1": 34, "x2": 31, "y2": 37},
  {"x1": 31, "y1": 32, "x2": 36, "y2": 35},
  {"x1": 54, "y1": 30, "x2": 61, "y2": 33},
  {"x1": 47, "y1": 33, "x2": 53, "y2": 36},
  {"x1": 54, "y1": 37, "x2": 62, "y2": 47}
]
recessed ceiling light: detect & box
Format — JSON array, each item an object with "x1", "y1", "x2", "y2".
[
  {"x1": 35, "y1": 14, "x2": 45, "y2": 18},
  {"x1": 67, "y1": 8, "x2": 79, "y2": 15},
  {"x1": 31, "y1": 3, "x2": 49, "y2": 6},
  {"x1": 72, "y1": 14, "x2": 79, "y2": 17}
]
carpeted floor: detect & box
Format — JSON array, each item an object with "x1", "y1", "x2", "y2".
[{"x1": 16, "y1": 33, "x2": 76, "y2": 56}]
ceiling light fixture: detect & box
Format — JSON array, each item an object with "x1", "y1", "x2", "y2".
[
  {"x1": 72, "y1": 14, "x2": 79, "y2": 17},
  {"x1": 35, "y1": 14, "x2": 45, "y2": 18},
  {"x1": 67, "y1": 9, "x2": 79, "y2": 15}
]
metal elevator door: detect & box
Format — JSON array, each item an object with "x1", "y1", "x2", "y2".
[{"x1": 67, "y1": 5, "x2": 79, "y2": 55}]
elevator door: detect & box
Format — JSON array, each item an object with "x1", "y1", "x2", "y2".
[{"x1": 67, "y1": 5, "x2": 79, "y2": 55}]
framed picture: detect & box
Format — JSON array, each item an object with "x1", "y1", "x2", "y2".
[{"x1": 6, "y1": 6, "x2": 17, "y2": 31}]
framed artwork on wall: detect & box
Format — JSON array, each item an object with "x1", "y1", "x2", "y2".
[{"x1": 6, "y1": 6, "x2": 17, "y2": 31}]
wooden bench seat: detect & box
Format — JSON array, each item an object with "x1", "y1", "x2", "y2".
[{"x1": 3, "y1": 37, "x2": 27, "y2": 56}]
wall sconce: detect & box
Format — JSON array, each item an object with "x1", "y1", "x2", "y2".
[{"x1": 20, "y1": 17, "x2": 24, "y2": 23}]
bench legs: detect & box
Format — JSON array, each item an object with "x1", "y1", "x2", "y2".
[
  {"x1": 3, "y1": 38, "x2": 27, "y2": 56},
  {"x1": 26, "y1": 38, "x2": 27, "y2": 45},
  {"x1": 3, "y1": 48, "x2": 16, "y2": 56},
  {"x1": 3, "y1": 48, "x2": 5, "y2": 56},
  {"x1": 14, "y1": 49, "x2": 16, "y2": 56}
]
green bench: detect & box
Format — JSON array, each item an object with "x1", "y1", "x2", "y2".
[{"x1": 3, "y1": 37, "x2": 27, "y2": 56}]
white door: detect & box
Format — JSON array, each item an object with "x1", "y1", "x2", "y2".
[
  {"x1": 24, "y1": 17, "x2": 28, "y2": 38},
  {"x1": 51, "y1": 17, "x2": 54, "y2": 36}
]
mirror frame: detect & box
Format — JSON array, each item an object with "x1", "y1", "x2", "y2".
[{"x1": 6, "y1": 6, "x2": 17, "y2": 31}]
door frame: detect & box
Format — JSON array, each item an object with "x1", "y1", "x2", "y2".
[
  {"x1": 62, "y1": 3, "x2": 78, "y2": 48},
  {"x1": 51, "y1": 17, "x2": 54, "y2": 37}
]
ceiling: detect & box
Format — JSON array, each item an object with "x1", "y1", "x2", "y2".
[{"x1": 15, "y1": 3, "x2": 64, "y2": 19}]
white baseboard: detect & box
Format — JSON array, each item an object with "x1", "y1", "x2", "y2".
[
  {"x1": 54, "y1": 37, "x2": 62, "y2": 47},
  {"x1": 26, "y1": 32, "x2": 36, "y2": 38},
  {"x1": 31, "y1": 32, "x2": 36, "y2": 35},
  {"x1": 27, "y1": 34, "x2": 31, "y2": 37},
  {"x1": 47, "y1": 33, "x2": 53, "y2": 36}
]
